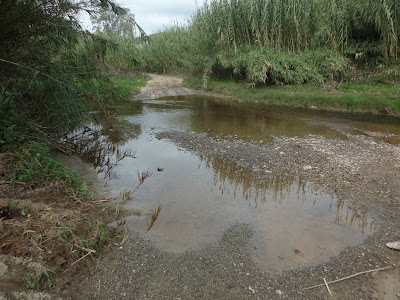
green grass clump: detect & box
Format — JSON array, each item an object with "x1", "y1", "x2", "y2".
[
  {"x1": 9, "y1": 141, "x2": 87, "y2": 195},
  {"x1": 110, "y1": 75, "x2": 148, "y2": 97},
  {"x1": 25, "y1": 268, "x2": 57, "y2": 291},
  {"x1": 213, "y1": 46, "x2": 349, "y2": 85},
  {"x1": 87, "y1": 221, "x2": 110, "y2": 252},
  {"x1": 77, "y1": 74, "x2": 148, "y2": 102}
]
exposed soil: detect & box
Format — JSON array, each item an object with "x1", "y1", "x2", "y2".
[
  {"x1": 0, "y1": 152, "x2": 122, "y2": 300},
  {"x1": 1, "y1": 74, "x2": 399, "y2": 299}
]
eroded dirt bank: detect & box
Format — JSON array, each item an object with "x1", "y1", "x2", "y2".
[{"x1": 61, "y1": 75, "x2": 400, "y2": 300}]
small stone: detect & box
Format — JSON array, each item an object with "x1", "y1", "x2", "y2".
[
  {"x1": 303, "y1": 165, "x2": 313, "y2": 170},
  {"x1": 386, "y1": 241, "x2": 400, "y2": 250},
  {"x1": 0, "y1": 262, "x2": 9, "y2": 278},
  {"x1": 275, "y1": 290, "x2": 283, "y2": 296},
  {"x1": 248, "y1": 286, "x2": 256, "y2": 294},
  {"x1": 0, "y1": 291, "x2": 8, "y2": 300},
  {"x1": 157, "y1": 168, "x2": 164, "y2": 172}
]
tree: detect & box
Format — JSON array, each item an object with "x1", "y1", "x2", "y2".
[
  {"x1": 0, "y1": 0, "x2": 124, "y2": 145},
  {"x1": 91, "y1": 8, "x2": 136, "y2": 36}
]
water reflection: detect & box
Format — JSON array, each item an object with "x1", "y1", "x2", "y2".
[
  {"x1": 62, "y1": 94, "x2": 397, "y2": 272},
  {"x1": 162, "y1": 95, "x2": 400, "y2": 145},
  {"x1": 200, "y1": 154, "x2": 307, "y2": 208},
  {"x1": 160, "y1": 95, "x2": 347, "y2": 143},
  {"x1": 62, "y1": 109, "x2": 141, "y2": 186},
  {"x1": 198, "y1": 153, "x2": 373, "y2": 233},
  {"x1": 333, "y1": 198, "x2": 373, "y2": 235}
]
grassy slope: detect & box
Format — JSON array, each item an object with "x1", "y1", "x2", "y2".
[
  {"x1": 79, "y1": 74, "x2": 148, "y2": 100},
  {"x1": 184, "y1": 77, "x2": 400, "y2": 116},
  {"x1": 110, "y1": 74, "x2": 148, "y2": 97}
]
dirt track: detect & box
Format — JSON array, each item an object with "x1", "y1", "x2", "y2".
[{"x1": 134, "y1": 74, "x2": 204, "y2": 100}]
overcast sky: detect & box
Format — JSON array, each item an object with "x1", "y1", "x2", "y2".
[{"x1": 112, "y1": 0, "x2": 206, "y2": 35}]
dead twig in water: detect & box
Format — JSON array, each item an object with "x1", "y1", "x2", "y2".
[{"x1": 300, "y1": 265, "x2": 397, "y2": 292}]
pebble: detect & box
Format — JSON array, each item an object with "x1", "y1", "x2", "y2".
[{"x1": 0, "y1": 262, "x2": 8, "y2": 278}]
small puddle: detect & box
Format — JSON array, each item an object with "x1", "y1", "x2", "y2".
[{"x1": 63, "y1": 95, "x2": 400, "y2": 272}]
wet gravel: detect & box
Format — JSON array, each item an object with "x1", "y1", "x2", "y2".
[{"x1": 63, "y1": 129, "x2": 400, "y2": 300}]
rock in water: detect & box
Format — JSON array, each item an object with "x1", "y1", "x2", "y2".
[{"x1": 385, "y1": 241, "x2": 400, "y2": 250}]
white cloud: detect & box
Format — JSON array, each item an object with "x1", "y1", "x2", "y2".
[{"x1": 115, "y1": 0, "x2": 205, "y2": 34}]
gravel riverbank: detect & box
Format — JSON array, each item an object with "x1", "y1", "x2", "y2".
[
  {"x1": 60, "y1": 74, "x2": 400, "y2": 300},
  {"x1": 64, "y1": 127, "x2": 400, "y2": 299}
]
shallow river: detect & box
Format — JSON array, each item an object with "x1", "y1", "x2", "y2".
[{"x1": 65, "y1": 95, "x2": 400, "y2": 272}]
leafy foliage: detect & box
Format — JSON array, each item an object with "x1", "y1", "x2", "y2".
[
  {"x1": 192, "y1": 0, "x2": 399, "y2": 59},
  {"x1": 213, "y1": 46, "x2": 349, "y2": 85},
  {"x1": 91, "y1": 7, "x2": 136, "y2": 36},
  {"x1": 135, "y1": 0, "x2": 399, "y2": 84},
  {"x1": 0, "y1": 0, "x2": 124, "y2": 148}
]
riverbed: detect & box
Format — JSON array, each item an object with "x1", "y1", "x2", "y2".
[{"x1": 60, "y1": 74, "x2": 400, "y2": 300}]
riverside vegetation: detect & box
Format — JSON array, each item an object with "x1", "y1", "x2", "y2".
[
  {"x1": 0, "y1": 0, "x2": 147, "y2": 295},
  {"x1": 134, "y1": 0, "x2": 399, "y2": 114},
  {"x1": 0, "y1": 0, "x2": 399, "y2": 297}
]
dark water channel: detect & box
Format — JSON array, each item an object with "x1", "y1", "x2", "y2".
[{"x1": 65, "y1": 95, "x2": 400, "y2": 272}]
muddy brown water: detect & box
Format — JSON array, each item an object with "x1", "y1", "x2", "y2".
[{"x1": 63, "y1": 95, "x2": 400, "y2": 273}]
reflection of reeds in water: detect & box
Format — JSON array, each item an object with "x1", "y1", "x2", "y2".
[
  {"x1": 145, "y1": 206, "x2": 163, "y2": 235},
  {"x1": 200, "y1": 154, "x2": 372, "y2": 233},
  {"x1": 200, "y1": 154, "x2": 306, "y2": 207},
  {"x1": 62, "y1": 125, "x2": 138, "y2": 186},
  {"x1": 331, "y1": 198, "x2": 373, "y2": 235}
]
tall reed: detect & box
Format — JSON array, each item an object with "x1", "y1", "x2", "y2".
[{"x1": 192, "y1": 0, "x2": 399, "y2": 58}]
